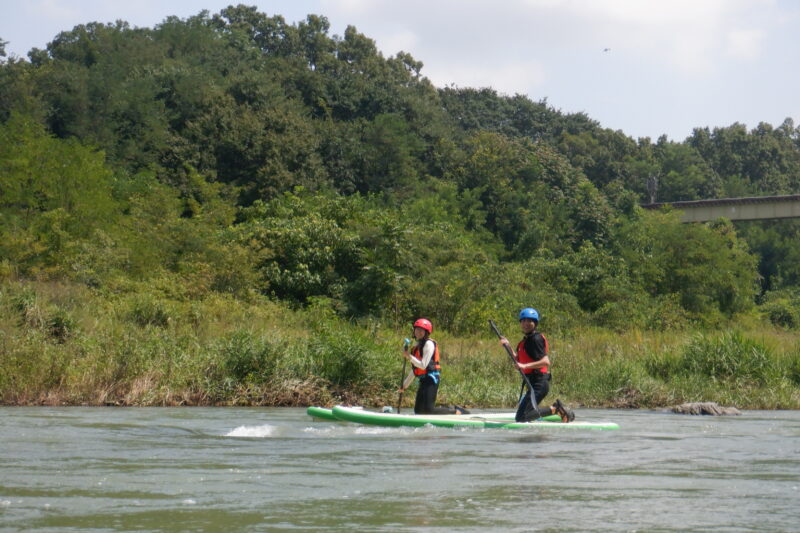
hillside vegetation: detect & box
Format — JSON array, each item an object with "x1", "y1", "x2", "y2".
[{"x1": 1, "y1": 6, "x2": 799, "y2": 408}]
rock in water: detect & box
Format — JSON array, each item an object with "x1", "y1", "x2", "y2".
[{"x1": 671, "y1": 402, "x2": 741, "y2": 416}]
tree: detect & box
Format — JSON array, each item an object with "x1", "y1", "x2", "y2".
[
  {"x1": 0, "y1": 113, "x2": 117, "y2": 271},
  {"x1": 615, "y1": 209, "x2": 759, "y2": 319},
  {"x1": 652, "y1": 139, "x2": 721, "y2": 201}
]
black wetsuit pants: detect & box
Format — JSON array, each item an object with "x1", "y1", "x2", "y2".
[
  {"x1": 515, "y1": 374, "x2": 550, "y2": 422},
  {"x1": 414, "y1": 375, "x2": 456, "y2": 414}
]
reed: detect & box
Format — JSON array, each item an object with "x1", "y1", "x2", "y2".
[{"x1": 1, "y1": 279, "x2": 799, "y2": 409}]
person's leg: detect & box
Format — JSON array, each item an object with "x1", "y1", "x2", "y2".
[
  {"x1": 415, "y1": 377, "x2": 462, "y2": 414},
  {"x1": 415, "y1": 376, "x2": 437, "y2": 414},
  {"x1": 518, "y1": 377, "x2": 550, "y2": 422},
  {"x1": 414, "y1": 380, "x2": 425, "y2": 414},
  {"x1": 515, "y1": 398, "x2": 528, "y2": 422},
  {"x1": 552, "y1": 399, "x2": 575, "y2": 422},
  {"x1": 532, "y1": 378, "x2": 549, "y2": 407},
  {"x1": 515, "y1": 386, "x2": 531, "y2": 422}
]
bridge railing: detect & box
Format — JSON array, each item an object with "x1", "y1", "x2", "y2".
[{"x1": 641, "y1": 194, "x2": 800, "y2": 222}]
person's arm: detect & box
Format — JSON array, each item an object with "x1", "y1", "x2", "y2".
[
  {"x1": 407, "y1": 341, "x2": 433, "y2": 370},
  {"x1": 418, "y1": 340, "x2": 434, "y2": 369},
  {"x1": 498, "y1": 336, "x2": 518, "y2": 359},
  {"x1": 401, "y1": 341, "x2": 434, "y2": 390},
  {"x1": 519, "y1": 355, "x2": 550, "y2": 371},
  {"x1": 402, "y1": 367, "x2": 415, "y2": 390}
]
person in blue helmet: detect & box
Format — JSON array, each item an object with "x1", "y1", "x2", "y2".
[{"x1": 499, "y1": 308, "x2": 575, "y2": 423}]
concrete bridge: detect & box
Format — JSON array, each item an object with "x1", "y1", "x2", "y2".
[{"x1": 641, "y1": 194, "x2": 800, "y2": 222}]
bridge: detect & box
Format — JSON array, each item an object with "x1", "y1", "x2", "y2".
[{"x1": 641, "y1": 194, "x2": 800, "y2": 222}]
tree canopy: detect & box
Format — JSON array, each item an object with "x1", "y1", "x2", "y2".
[{"x1": 2, "y1": 5, "x2": 799, "y2": 331}]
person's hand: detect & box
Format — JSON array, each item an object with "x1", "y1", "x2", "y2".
[
  {"x1": 499, "y1": 336, "x2": 509, "y2": 346},
  {"x1": 398, "y1": 386, "x2": 406, "y2": 393}
]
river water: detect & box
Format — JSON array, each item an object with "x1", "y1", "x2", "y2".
[{"x1": 1, "y1": 407, "x2": 798, "y2": 532}]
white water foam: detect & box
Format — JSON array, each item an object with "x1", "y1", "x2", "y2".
[
  {"x1": 303, "y1": 425, "x2": 419, "y2": 436},
  {"x1": 225, "y1": 424, "x2": 278, "y2": 438}
]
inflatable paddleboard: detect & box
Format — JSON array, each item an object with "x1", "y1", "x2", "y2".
[
  {"x1": 306, "y1": 406, "x2": 538, "y2": 422},
  {"x1": 312, "y1": 405, "x2": 619, "y2": 430},
  {"x1": 306, "y1": 406, "x2": 339, "y2": 420}
]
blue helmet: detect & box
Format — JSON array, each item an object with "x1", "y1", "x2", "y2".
[{"x1": 519, "y1": 308, "x2": 539, "y2": 323}]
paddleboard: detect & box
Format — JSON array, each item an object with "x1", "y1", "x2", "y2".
[
  {"x1": 306, "y1": 406, "x2": 551, "y2": 423},
  {"x1": 306, "y1": 406, "x2": 339, "y2": 420},
  {"x1": 329, "y1": 405, "x2": 619, "y2": 430}
]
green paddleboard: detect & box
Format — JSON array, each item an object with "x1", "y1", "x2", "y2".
[
  {"x1": 329, "y1": 405, "x2": 619, "y2": 430},
  {"x1": 306, "y1": 406, "x2": 540, "y2": 422},
  {"x1": 306, "y1": 406, "x2": 338, "y2": 420}
]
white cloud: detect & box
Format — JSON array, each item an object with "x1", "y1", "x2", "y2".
[
  {"x1": 429, "y1": 61, "x2": 548, "y2": 95},
  {"x1": 34, "y1": 0, "x2": 80, "y2": 22},
  {"x1": 726, "y1": 28, "x2": 763, "y2": 61},
  {"x1": 376, "y1": 28, "x2": 419, "y2": 57},
  {"x1": 576, "y1": 0, "x2": 733, "y2": 24},
  {"x1": 547, "y1": 0, "x2": 773, "y2": 74}
]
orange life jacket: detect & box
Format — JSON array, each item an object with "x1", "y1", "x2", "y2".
[
  {"x1": 412, "y1": 339, "x2": 441, "y2": 376},
  {"x1": 516, "y1": 333, "x2": 549, "y2": 375}
]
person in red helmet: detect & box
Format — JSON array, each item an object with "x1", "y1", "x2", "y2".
[{"x1": 400, "y1": 318, "x2": 468, "y2": 415}]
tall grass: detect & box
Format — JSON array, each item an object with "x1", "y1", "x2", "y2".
[{"x1": 1, "y1": 279, "x2": 799, "y2": 409}]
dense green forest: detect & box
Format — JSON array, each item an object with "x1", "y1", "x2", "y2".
[{"x1": 1, "y1": 6, "x2": 799, "y2": 407}]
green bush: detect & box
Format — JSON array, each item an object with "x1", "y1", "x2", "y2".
[
  {"x1": 680, "y1": 332, "x2": 774, "y2": 384},
  {"x1": 10, "y1": 289, "x2": 77, "y2": 342},
  {"x1": 46, "y1": 307, "x2": 78, "y2": 343},
  {"x1": 564, "y1": 355, "x2": 672, "y2": 407},
  {"x1": 784, "y1": 347, "x2": 800, "y2": 386},
  {"x1": 761, "y1": 299, "x2": 799, "y2": 329},
  {"x1": 12, "y1": 289, "x2": 46, "y2": 329},
  {"x1": 128, "y1": 295, "x2": 172, "y2": 328},
  {"x1": 216, "y1": 330, "x2": 282, "y2": 382},
  {"x1": 642, "y1": 348, "x2": 682, "y2": 381},
  {"x1": 300, "y1": 321, "x2": 397, "y2": 392}
]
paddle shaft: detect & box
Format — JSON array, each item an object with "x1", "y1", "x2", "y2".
[
  {"x1": 397, "y1": 358, "x2": 407, "y2": 414},
  {"x1": 489, "y1": 320, "x2": 542, "y2": 419}
]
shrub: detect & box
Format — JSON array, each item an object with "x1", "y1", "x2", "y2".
[
  {"x1": 761, "y1": 299, "x2": 799, "y2": 329},
  {"x1": 46, "y1": 307, "x2": 78, "y2": 343},
  {"x1": 128, "y1": 295, "x2": 172, "y2": 328},
  {"x1": 642, "y1": 348, "x2": 683, "y2": 381},
  {"x1": 217, "y1": 330, "x2": 281, "y2": 382},
  {"x1": 10, "y1": 289, "x2": 77, "y2": 342},
  {"x1": 12, "y1": 289, "x2": 46, "y2": 329},
  {"x1": 680, "y1": 332, "x2": 774, "y2": 384},
  {"x1": 785, "y1": 347, "x2": 800, "y2": 386}
]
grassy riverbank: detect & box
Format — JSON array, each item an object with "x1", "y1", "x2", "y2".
[{"x1": 1, "y1": 280, "x2": 799, "y2": 409}]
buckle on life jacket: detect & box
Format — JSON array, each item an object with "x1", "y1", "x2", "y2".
[{"x1": 419, "y1": 371, "x2": 440, "y2": 384}]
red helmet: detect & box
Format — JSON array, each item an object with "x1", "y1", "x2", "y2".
[{"x1": 413, "y1": 318, "x2": 433, "y2": 333}]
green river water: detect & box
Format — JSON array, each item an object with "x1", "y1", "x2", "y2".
[{"x1": 1, "y1": 407, "x2": 798, "y2": 532}]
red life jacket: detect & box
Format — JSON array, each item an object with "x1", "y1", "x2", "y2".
[
  {"x1": 516, "y1": 333, "x2": 549, "y2": 375},
  {"x1": 412, "y1": 339, "x2": 441, "y2": 376}
]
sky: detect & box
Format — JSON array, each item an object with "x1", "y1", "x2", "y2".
[{"x1": 2, "y1": 0, "x2": 799, "y2": 141}]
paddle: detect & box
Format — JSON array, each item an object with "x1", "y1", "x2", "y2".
[
  {"x1": 489, "y1": 320, "x2": 542, "y2": 419},
  {"x1": 397, "y1": 338, "x2": 411, "y2": 413}
]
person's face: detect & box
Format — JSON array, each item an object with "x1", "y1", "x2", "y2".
[
  {"x1": 413, "y1": 326, "x2": 427, "y2": 339},
  {"x1": 520, "y1": 318, "x2": 536, "y2": 334}
]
